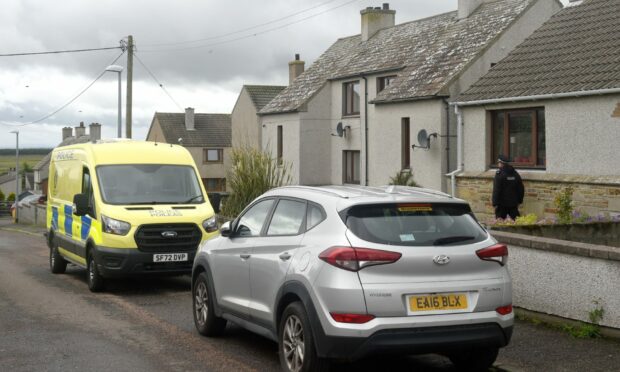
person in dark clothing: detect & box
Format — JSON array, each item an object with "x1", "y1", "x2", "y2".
[{"x1": 492, "y1": 155, "x2": 525, "y2": 220}]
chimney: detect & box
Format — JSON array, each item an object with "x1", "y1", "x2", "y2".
[
  {"x1": 62, "y1": 127, "x2": 73, "y2": 140},
  {"x1": 288, "y1": 54, "x2": 305, "y2": 85},
  {"x1": 74, "y1": 122, "x2": 86, "y2": 137},
  {"x1": 458, "y1": 0, "x2": 490, "y2": 20},
  {"x1": 361, "y1": 3, "x2": 395, "y2": 42},
  {"x1": 185, "y1": 107, "x2": 195, "y2": 131},
  {"x1": 89, "y1": 122, "x2": 101, "y2": 143}
]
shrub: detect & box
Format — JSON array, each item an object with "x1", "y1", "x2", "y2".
[
  {"x1": 554, "y1": 186, "x2": 574, "y2": 224},
  {"x1": 389, "y1": 170, "x2": 419, "y2": 187},
  {"x1": 220, "y1": 147, "x2": 291, "y2": 218},
  {"x1": 0, "y1": 189, "x2": 4, "y2": 201},
  {"x1": 514, "y1": 213, "x2": 538, "y2": 225},
  {"x1": 7, "y1": 192, "x2": 16, "y2": 202}
]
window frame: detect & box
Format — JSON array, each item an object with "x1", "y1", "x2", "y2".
[
  {"x1": 202, "y1": 178, "x2": 226, "y2": 192},
  {"x1": 490, "y1": 107, "x2": 546, "y2": 169},
  {"x1": 342, "y1": 81, "x2": 361, "y2": 117},
  {"x1": 343, "y1": 150, "x2": 361, "y2": 185},
  {"x1": 377, "y1": 75, "x2": 397, "y2": 94},
  {"x1": 277, "y1": 125, "x2": 283, "y2": 166},
  {"x1": 203, "y1": 148, "x2": 224, "y2": 164},
  {"x1": 265, "y1": 197, "x2": 308, "y2": 237},
  {"x1": 401, "y1": 118, "x2": 411, "y2": 169},
  {"x1": 232, "y1": 197, "x2": 276, "y2": 238}
]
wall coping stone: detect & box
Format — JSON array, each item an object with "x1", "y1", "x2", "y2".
[
  {"x1": 490, "y1": 230, "x2": 620, "y2": 262},
  {"x1": 454, "y1": 171, "x2": 620, "y2": 186}
]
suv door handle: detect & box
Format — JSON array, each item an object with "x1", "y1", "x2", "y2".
[
  {"x1": 239, "y1": 253, "x2": 251, "y2": 259},
  {"x1": 279, "y1": 252, "x2": 292, "y2": 261}
]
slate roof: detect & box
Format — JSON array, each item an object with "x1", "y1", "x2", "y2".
[
  {"x1": 154, "y1": 113, "x2": 231, "y2": 147},
  {"x1": 260, "y1": 0, "x2": 534, "y2": 114},
  {"x1": 458, "y1": 0, "x2": 620, "y2": 102},
  {"x1": 244, "y1": 85, "x2": 286, "y2": 111}
]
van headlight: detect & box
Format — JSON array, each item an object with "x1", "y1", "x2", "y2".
[
  {"x1": 202, "y1": 216, "x2": 218, "y2": 233},
  {"x1": 101, "y1": 215, "x2": 131, "y2": 235}
]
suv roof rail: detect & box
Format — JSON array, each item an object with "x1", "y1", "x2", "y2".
[{"x1": 275, "y1": 185, "x2": 351, "y2": 199}]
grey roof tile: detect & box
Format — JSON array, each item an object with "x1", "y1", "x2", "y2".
[
  {"x1": 261, "y1": 0, "x2": 533, "y2": 114},
  {"x1": 155, "y1": 113, "x2": 231, "y2": 147},
  {"x1": 458, "y1": 0, "x2": 620, "y2": 102},
  {"x1": 244, "y1": 85, "x2": 286, "y2": 110}
]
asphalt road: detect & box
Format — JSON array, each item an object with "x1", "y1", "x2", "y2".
[{"x1": 0, "y1": 224, "x2": 618, "y2": 371}]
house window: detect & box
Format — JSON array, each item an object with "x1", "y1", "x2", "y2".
[
  {"x1": 202, "y1": 178, "x2": 226, "y2": 192},
  {"x1": 377, "y1": 75, "x2": 396, "y2": 93},
  {"x1": 343, "y1": 81, "x2": 360, "y2": 116},
  {"x1": 343, "y1": 150, "x2": 361, "y2": 184},
  {"x1": 203, "y1": 148, "x2": 223, "y2": 163},
  {"x1": 277, "y1": 125, "x2": 283, "y2": 165},
  {"x1": 491, "y1": 108, "x2": 546, "y2": 167},
  {"x1": 401, "y1": 118, "x2": 410, "y2": 169}
]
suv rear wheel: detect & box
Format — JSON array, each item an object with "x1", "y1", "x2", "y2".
[
  {"x1": 279, "y1": 302, "x2": 329, "y2": 372},
  {"x1": 448, "y1": 347, "x2": 499, "y2": 371},
  {"x1": 193, "y1": 271, "x2": 227, "y2": 336}
]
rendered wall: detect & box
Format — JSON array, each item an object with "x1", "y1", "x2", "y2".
[{"x1": 231, "y1": 88, "x2": 261, "y2": 149}]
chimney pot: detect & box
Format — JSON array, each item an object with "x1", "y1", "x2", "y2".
[
  {"x1": 185, "y1": 107, "x2": 195, "y2": 131},
  {"x1": 75, "y1": 122, "x2": 86, "y2": 137},
  {"x1": 62, "y1": 127, "x2": 73, "y2": 140},
  {"x1": 382, "y1": 3, "x2": 389, "y2": 10},
  {"x1": 288, "y1": 54, "x2": 305, "y2": 85},
  {"x1": 89, "y1": 122, "x2": 101, "y2": 143},
  {"x1": 458, "y1": 0, "x2": 491, "y2": 20}
]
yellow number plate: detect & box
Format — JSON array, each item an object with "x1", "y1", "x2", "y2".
[{"x1": 409, "y1": 293, "x2": 468, "y2": 312}]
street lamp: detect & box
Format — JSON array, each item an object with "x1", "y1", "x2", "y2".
[
  {"x1": 9, "y1": 130, "x2": 19, "y2": 223},
  {"x1": 105, "y1": 65, "x2": 123, "y2": 138}
]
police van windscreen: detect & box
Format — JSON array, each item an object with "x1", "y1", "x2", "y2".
[{"x1": 96, "y1": 164, "x2": 204, "y2": 205}]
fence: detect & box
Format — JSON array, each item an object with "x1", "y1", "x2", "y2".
[{"x1": 0, "y1": 201, "x2": 11, "y2": 217}]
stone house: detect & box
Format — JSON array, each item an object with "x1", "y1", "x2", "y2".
[
  {"x1": 258, "y1": 0, "x2": 561, "y2": 190},
  {"x1": 146, "y1": 108, "x2": 232, "y2": 193},
  {"x1": 453, "y1": 0, "x2": 620, "y2": 220},
  {"x1": 231, "y1": 84, "x2": 286, "y2": 149}
]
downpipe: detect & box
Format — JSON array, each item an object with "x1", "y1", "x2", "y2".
[{"x1": 446, "y1": 105, "x2": 463, "y2": 197}]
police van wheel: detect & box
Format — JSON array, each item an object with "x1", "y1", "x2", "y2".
[
  {"x1": 49, "y1": 241, "x2": 67, "y2": 274},
  {"x1": 87, "y1": 252, "x2": 105, "y2": 292}
]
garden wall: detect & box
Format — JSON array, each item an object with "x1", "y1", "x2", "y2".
[{"x1": 491, "y1": 230, "x2": 620, "y2": 329}]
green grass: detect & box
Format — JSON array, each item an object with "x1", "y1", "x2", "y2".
[{"x1": 0, "y1": 154, "x2": 47, "y2": 175}]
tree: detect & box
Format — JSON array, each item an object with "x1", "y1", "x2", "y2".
[
  {"x1": 389, "y1": 170, "x2": 419, "y2": 187},
  {"x1": 7, "y1": 193, "x2": 16, "y2": 202},
  {"x1": 221, "y1": 147, "x2": 291, "y2": 218},
  {"x1": 0, "y1": 189, "x2": 5, "y2": 201}
]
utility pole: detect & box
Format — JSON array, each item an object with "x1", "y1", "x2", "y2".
[
  {"x1": 10, "y1": 131, "x2": 19, "y2": 223},
  {"x1": 125, "y1": 35, "x2": 134, "y2": 139}
]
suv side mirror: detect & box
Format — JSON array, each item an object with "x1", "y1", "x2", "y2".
[
  {"x1": 73, "y1": 193, "x2": 90, "y2": 216},
  {"x1": 220, "y1": 221, "x2": 232, "y2": 237}
]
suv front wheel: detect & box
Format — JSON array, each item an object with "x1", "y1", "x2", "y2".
[
  {"x1": 193, "y1": 271, "x2": 227, "y2": 336},
  {"x1": 279, "y1": 302, "x2": 329, "y2": 372}
]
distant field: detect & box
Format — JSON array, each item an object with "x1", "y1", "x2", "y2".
[{"x1": 0, "y1": 154, "x2": 47, "y2": 175}]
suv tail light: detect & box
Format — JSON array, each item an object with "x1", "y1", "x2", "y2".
[
  {"x1": 496, "y1": 304, "x2": 513, "y2": 315},
  {"x1": 330, "y1": 313, "x2": 375, "y2": 324},
  {"x1": 476, "y1": 244, "x2": 508, "y2": 266},
  {"x1": 319, "y1": 246, "x2": 401, "y2": 272}
]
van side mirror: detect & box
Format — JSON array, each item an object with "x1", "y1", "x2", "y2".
[{"x1": 73, "y1": 193, "x2": 90, "y2": 216}]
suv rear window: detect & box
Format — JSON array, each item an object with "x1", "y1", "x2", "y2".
[{"x1": 340, "y1": 203, "x2": 487, "y2": 246}]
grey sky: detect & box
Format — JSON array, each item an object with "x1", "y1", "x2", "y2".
[{"x1": 0, "y1": 0, "x2": 567, "y2": 148}]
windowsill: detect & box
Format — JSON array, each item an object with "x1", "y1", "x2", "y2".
[
  {"x1": 489, "y1": 165, "x2": 546, "y2": 171},
  {"x1": 342, "y1": 114, "x2": 360, "y2": 119},
  {"x1": 204, "y1": 161, "x2": 223, "y2": 164}
]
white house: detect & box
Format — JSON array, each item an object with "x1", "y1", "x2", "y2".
[
  {"x1": 454, "y1": 0, "x2": 620, "y2": 220},
  {"x1": 259, "y1": 0, "x2": 562, "y2": 191}
]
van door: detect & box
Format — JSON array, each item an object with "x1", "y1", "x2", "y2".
[{"x1": 74, "y1": 166, "x2": 95, "y2": 261}]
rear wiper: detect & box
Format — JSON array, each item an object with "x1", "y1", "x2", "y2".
[{"x1": 432, "y1": 236, "x2": 475, "y2": 245}]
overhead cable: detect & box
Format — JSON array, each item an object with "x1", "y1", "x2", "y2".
[
  {"x1": 0, "y1": 46, "x2": 122, "y2": 57},
  {"x1": 134, "y1": 52, "x2": 183, "y2": 111}
]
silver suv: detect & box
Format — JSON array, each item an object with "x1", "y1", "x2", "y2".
[{"x1": 192, "y1": 185, "x2": 513, "y2": 371}]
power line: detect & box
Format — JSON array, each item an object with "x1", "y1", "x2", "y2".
[
  {"x1": 0, "y1": 46, "x2": 122, "y2": 57},
  {"x1": 134, "y1": 52, "x2": 183, "y2": 111},
  {"x1": 141, "y1": 0, "x2": 342, "y2": 48},
  {"x1": 140, "y1": 0, "x2": 360, "y2": 53},
  {"x1": 0, "y1": 51, "x2": 125, "y2": 127}
]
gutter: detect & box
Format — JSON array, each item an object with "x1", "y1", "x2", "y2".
[
  {"x1": 452, "y1": 87, "x2": 620, "y2": 107},
  {"x1": 446, "y1": 105, "x2": 463, "y2": 197}
]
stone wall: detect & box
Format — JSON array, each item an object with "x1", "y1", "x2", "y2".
[{"x1": 454, "y1": 171, "x2": 620, "y2": 222}]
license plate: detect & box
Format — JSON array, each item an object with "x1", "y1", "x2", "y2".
[
  {"x1": 153, "y1": 253, "x2": 188, "y2": 262},
  {"x1": 408, "y1": 293, "x2": 468, "y2": 312}
]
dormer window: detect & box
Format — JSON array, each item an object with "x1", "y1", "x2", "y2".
[{"x1": 377, "y1": 75, "x2": 396, "y2": 93}]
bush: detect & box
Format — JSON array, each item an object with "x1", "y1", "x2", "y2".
[
  {"x1": 0, "y1": 189, "x2": 4, "y2": 201},
  {"x1": 389, "y1": 170, "x2": 419, "y2": 187},
  {"x1": 220, "y1": 147, "x2": 291, "y2": 218},
  {"x1": 7, "y1": 193, "x2": 16, "y2": 202},
  {"x1": 554, "y1": 186, "x2": 574, "y2": 224}
]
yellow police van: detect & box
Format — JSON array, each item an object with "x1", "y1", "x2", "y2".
[{"x1": 46, "y1": 140, "x2": 218, "y2": 292}]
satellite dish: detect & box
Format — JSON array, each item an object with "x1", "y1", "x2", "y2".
[
  {"x1": 417, "y1": 129, "x2": 429, "y2": 148},
  {"x1": 336, "y1": 122, "x2": 344, "y2": 137}
]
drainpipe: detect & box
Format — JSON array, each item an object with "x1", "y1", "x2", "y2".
[
  {"x1": 362, "y1": 76, "x2": 369, "y2": 186},
  {"x1": 443, "y1": 98, "x2": 450, "y2": 176},
  {"x1": 446, "y1": 104, "x2": 463, "y2": 197}
]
